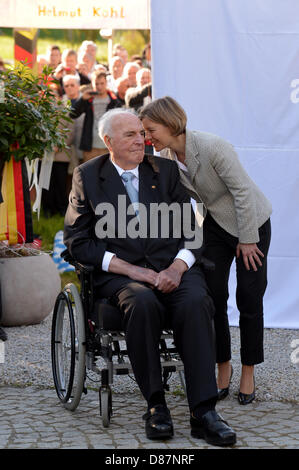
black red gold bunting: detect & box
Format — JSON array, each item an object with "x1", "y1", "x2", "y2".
[
  {"x1": 20, "y1": 159, "x2": 34, "y2": 243},
  {"x1": 13, "y1": 156, "x2": 26, "y2": 242},
  {"x1": 14, "y1": 30, "x2": 38, "y2": 55},
  {"x1": 11, "y1": 29, "x2": 36, "y2": 243},
  {"x1": 0, "y1": 159, "x2": 4, "y2": 204},
  {"x1": 14, "y1": 44, "x2": 37, "y2": 68},
  {"x1": 14, "y1": 28, "x2": 38, "y2": 70},
  {"x1": 0, "y1": 158, "x2": 33, "y2": 245}
]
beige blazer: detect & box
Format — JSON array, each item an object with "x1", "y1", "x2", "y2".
[{"x1": 165, "y1": 129, "x2": 272, "y2": 244}]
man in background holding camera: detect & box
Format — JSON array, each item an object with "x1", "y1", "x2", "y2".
[
  {"x1": 70, "y1": 70, "x2": 121, "y2": 162},
  {"x1": 53, "y1": 48, "x2": 91, "y2": 94}
]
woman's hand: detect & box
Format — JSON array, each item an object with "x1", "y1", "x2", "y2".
[{"x1": 236, "y1": 243, "x2": 264, "y2": 271}]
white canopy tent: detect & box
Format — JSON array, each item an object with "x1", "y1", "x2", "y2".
[{"x1": 150, "y1": 0, "x2": 299, "y2": 329}]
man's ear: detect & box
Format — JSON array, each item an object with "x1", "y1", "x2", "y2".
[{"x1": 103, "y1": 135, "x2": 112, "y2": 151}]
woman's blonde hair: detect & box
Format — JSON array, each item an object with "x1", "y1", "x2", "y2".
[{"x1": 139, "y1": 96, "x2": 187, "y2": 136}]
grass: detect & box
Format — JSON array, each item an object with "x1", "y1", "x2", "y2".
[
  {"x1": 171, "y1": 386, "x2": 185, "y2": 397},
  {"x1": 60, "y1": 270, "x2": 80, "y2": 289},
  {"x1": 32, "y1": 210, "x2": 79, "y2": 289},
  {"x1": 32, "y1": 211, "x2": 64, "y2": 252},
  {"x1": 0, "y1": 35, "x2": 14, "y2": 62}
]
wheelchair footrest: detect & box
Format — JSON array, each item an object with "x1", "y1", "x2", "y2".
[
  {"x1": 162, "y1": 360, "x2": 184, "y2": 372},
  {"x1": 115, "y1": 368, "x2": 129, "y2": 375},
  {"x1": 114, "y1": 363, "x2": 133, "y2": 375},
  {"x1": 163, "y1": 365, "x2": 177, "y2": 373}
]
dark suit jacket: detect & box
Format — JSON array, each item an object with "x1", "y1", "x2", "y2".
[{"x1": 64, "y1": 153, "x2": 203, "y2": 287}]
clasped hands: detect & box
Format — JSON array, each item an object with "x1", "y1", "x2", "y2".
[
  {"x1": 131, "y1": 259, "x2": 188, "y2": 294},
  {"x1": 109, "y1": 256, "x2": 188, "y2": 294}
]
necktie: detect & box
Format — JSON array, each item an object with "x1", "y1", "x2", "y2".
[{"x1": 121, "y1": 171, "x2": 139, "y2": 214}]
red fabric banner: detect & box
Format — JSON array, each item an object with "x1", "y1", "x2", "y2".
[{"x1": 12, "y1": 158, "x2": 26, "y2": 243}]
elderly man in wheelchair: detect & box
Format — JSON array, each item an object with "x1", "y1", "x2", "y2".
[{"x1": 55, "y1": 108, "x2": 236, "y2": 447}]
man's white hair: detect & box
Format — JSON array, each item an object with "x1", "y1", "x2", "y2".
[
  {"x1": 98, "y1": 108, "x2": 137, "y2": 145},
  {"x1": 62, "y1": 74, "x2": 80, "y2": 85},
  {"x1": 80, "y1": 40, "x2": 97, "y2": 51},
  {"x1": 123, "y1": 62, "x2": 141, "y2": 77},
  {"x1": 136, "y1": 68, "x2": 151, "y2": 87},
  {"x1": 109, "y1": 55, "x2": 124, "y2": 67}
]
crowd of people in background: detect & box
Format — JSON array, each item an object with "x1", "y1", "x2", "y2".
[
  {"x1": 1, "y1": 39, "x2": 152, "y2": 217},
  {"x1": 38, "y1": 40, "x2": 152, "y2": 217}
]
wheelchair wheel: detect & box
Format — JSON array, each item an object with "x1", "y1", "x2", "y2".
[
  {"x1": 51, "y1": 283, "x2": 86, "y2": 411},
  {"x1": 99, "y1": 387, "x2": 112, "y2": 428}
]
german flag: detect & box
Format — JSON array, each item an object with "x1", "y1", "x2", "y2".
[
  {"x1": 14, "y1": 28, "x2": 38, "y2": 72},
  {"x1": 0, "y1": 28, "x2": 39, "y2": 245},
  {"x1": 0, "y1": 157, "x2": 33, "y2": 245}
]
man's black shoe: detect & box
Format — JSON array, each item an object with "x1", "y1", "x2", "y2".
[
  {"x1": 190, "y1": 410, "x2": 236, "y2": 447},
  {"x1": 0, "y1": 327, "x2": 7, "y2": 341},
  {"x1": 143, "y1": 404, "x2": 174, "y2": 440}
]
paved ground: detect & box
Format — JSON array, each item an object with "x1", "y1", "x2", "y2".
[
  {"x1": 0, "y1": 385, "x2": 298, "y2": 450},
  {"x1": 0, "y1": 320, "x2": 298, "y2": 455}
]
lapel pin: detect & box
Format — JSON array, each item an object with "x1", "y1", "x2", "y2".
[{"x1": 151, "y1": 185, "x2": 156, "y2": 189}]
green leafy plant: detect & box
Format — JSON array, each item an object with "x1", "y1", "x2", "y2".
[{"x1": 0, "y1": 62, "x2": 72, "y2": 162}]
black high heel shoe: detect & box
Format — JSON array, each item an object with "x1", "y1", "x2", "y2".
[
  {"x1": 217, "y1": 365, "x2": 233, "y2": 401},
  {"x1": 238, "y1": 377, "x2": 255, "y2": 405}
]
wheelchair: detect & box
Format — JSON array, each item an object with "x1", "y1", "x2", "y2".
[{"x1": 51, "y1": 250, "x2": 186, "y2": 428}]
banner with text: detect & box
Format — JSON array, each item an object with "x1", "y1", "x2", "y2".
[
  {"x1": 151, "y1": 0, "x2": 299, "y2": 329},
  {"x1": 0, "y1": 0, "x2": 150, "y2": 29}
]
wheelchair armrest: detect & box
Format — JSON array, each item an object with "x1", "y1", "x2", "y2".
[
  {"x1": 61, "y1": 249, "x2": 95, "y2": 273},
  {"x1": 199, "y1": 256, "x2": 215, "y2": 272},
  {"x1": 75, "y1": 262, "x2": 95, "y2": 273}
]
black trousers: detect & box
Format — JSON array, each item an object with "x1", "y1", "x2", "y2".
[
  {"x1": 98, "y1": 265, "x2": 217, "y2": 411},
  {"x1": 202, "y1": 213, "x2": 271, "y2": 366},
  {"x1": 42, "y1": 162, "x2": 69, "y2": 217}
]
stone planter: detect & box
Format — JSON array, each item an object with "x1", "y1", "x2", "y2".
[{"x1": 0, "y1": 254, "x2": 61, "y2": 326}]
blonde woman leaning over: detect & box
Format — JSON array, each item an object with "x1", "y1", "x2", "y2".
[{"x1": 140, "y1": 96, "x2": 272, "y2": 405}]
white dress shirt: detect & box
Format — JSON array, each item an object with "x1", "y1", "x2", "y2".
[{"x1": 101, "y1": 159, "x2": 196, "y2": 271}]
